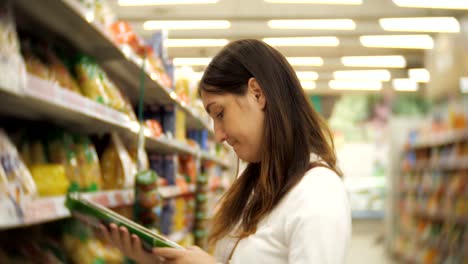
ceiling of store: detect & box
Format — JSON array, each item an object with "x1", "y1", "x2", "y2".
[{"x1": 108, "y1": 0, "x2": 467, "y2": 93}]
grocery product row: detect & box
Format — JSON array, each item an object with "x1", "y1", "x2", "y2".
[
  {"x1": 9, "y1": 0, "x2": 212, "y2": 132},
  {"x1": 393, "y1": 100, "x2": 467, "y2": 264},
  {"x1": 0, "y1": 124, "x2": 226, "y2": 231}
]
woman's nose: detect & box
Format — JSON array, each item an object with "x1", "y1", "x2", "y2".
[{"x1": 214, "y1": 124, "x2": 227, "y2": 143}]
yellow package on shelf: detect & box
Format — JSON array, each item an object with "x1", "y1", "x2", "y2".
[
  {"x1": 175, "y1": 108, "x2": 186, "y2": 142},
  {"x1": 30, "y1": 164, "x2": 69, "y2": 196}
]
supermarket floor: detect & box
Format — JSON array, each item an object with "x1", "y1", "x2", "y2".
[{"x1": 347, "y1": 219, "x2": 396, "y2": 264}]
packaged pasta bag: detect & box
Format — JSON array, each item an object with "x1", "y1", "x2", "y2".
[
  {"x1": 47, "y1": 129, "x2": 81, "y2": 191},
  {"x1": 29, "y1": 164, "x2": 69, "y2": 197},
  {"x1": 75, "y1": 135, "x2": 102, "y2": 192},
  {"x1": 20, "y1": 40, "x2": 50, "y2": 80},
  {"x1": 44, "y1": 48, "x2": 82, "y2": 94},
  {"x1": 74, "y1": 55, "x2": 111, "y2": 105},
  {"x1": 0, "y1": 0, "x2": 26, "y2": 92},
  {"x1": 100, "y1": 133, "x2": 136, "y2": 190},
  {"x1": 0, "y1": 129, "x2": 37, "y2": 199},
  {"x1": 101, "y1": 74, "x2": 126, "y2": 111}
]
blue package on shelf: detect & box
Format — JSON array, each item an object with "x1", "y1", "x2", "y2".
[
  {"x1": 163, "y1": 105, "x2": 175, "y2": 138},
  {"x1": 201, "y1": 130, "x2": 208, "y2": 150},
  {"x1": 160, "y1": 200, "x2": 175, "y2": 235},
  {"x1": 164, "y1": 154, "x2": 176, "y2": 185},
  {"x1": 149, "y1": 154, "x2": 165, "y2": 178}
]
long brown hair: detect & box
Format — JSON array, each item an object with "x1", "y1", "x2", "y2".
[{"x1": 199, "y1": 39, "x2": 341, "y2": 245}]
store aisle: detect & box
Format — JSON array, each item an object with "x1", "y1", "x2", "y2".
[{"x1": 347, "y1": 220, "x2": 395, "y2": 264}]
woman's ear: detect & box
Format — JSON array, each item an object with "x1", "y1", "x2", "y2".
[{"x1": 248, "y1": 77, "x2": 266, "y2": 110}]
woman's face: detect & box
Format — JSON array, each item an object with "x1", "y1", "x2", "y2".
[{"x1": 201, "y1": 78, "x2": 266, "y2": 163}]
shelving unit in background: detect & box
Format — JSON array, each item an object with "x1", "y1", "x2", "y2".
[
  {"x1": 13, "y1": 0, "x2": 212, "y2": 133},
  {"x1": 0, "y1": 75, "x2": 231, "y2": 168},
  {"x1": 393, "y1": 128, "x2": 467, "y2": 264},
  {"x1": 0, "y1": 0, "x2": 234, "y2": 256}
]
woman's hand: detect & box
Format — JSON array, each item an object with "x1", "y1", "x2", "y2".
[
  {"x1": 154, "y1": 246, "x2": 217, "y2": 264},
  {"x1": 100, "y1": 223, "x2": 162, "y2": 264},
  {"x1": 100, "y1": 223, "x2": 217, "y2": 264}
]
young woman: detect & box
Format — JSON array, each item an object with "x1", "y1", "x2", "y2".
[{"x1": 101, "y1": 39, "x2": 351, "y2": 264}]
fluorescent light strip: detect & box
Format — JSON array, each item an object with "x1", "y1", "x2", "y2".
[
  {"x1": 263, "y1": 37, "x2": 339, "y2": 47},
  {"x1": 287, "y1": 57, "x2": 324, "y2": 66},
  {"x1": 268, "y1": 19, "x2": 356, "y2": 30},
  {"x1": 144, "y1": 20, "x2": 231, "y2": 30},
  {"x1": 393, "y1": 78, "x2": 419, "y2": 91},
  {"x1": 408, "y1": 68, "x2": 430, "y2": 83},
  {"x1": 333, "y1": 70, "x2": 391, "y2": 81},
  {"x1": 173, "y1": 58, "x2": 212, "y2": 66},
  {"x1": 265, "y1": 0, "x2": 362, "y2": 4},
  {"x1": 460, "y1": 77, "x2": 468, "y2": 93},
  {"x1": 119, "y1": 0, "x2": 218, "y2": 5},
  {"x1": 379, "y1": 17, "x2": 460, "y2": 33},
  {"x1": 164, "y1": 39, "x2": 229, "y2": 47},
  {"x1": 360, "y1": 35, "x2": 434, "y2": 49},
  {"x1": 301, "y1": 81, "x2": 317, "y2": 90},
  {"x1": 393, "y1": 0, "x2": 468, "y2": 10},
  {"x1": 296, "y1": 71, "x2": 319, "y2": 81},
  {"x1": 341, "y1": 55, "x2": 406, "y2": 68},
  {"x1": 329, "y1": 80, "x2": 382, "y2": 90}
]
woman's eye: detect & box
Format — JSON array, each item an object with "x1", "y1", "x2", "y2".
[{"x1": 216, "y1": 110, "x2": 224, "y2": 120}]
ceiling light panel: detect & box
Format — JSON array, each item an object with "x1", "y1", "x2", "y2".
[
  {"x1": 164, "y1": 39, "x2": 229, "y2": 47},
  {"x1": 379, "y1": 17, "x2": 460, "y2": 33},
  {"x1": 392, "y1": 0, "x2": 468, "y2": 10},
  {"x1": 144, "y1": 20, "x2": 231, "y2": 30},
  {"x1": 360, "y1": 35, "x2": 434, "y2": 49},
  {"x1": 263, "y1": 37, "x2": 339, "y2": 46},
  {"x1": 268, "y1": 19, "x2": 356, "y2": 30},
  {"x1": 341, "y1": 56, "x2": 406, "y2": 68},
  {"x1": 333, "y1": 70, "x2": 391, "y2": 81},
  {"x1": 119, "y1": 0, "x2": 218, "y2": 5}
]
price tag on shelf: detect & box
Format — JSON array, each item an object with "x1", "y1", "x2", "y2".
[
  {"x1": 89, "y1": 193, "x2": 110, "y2": 207},
  {"x1": 88, "y1": 100, "x2": 109, "y2": 120},
  {"x1": 25, "y1": 76, "x2": 57, "y2": 102},
  {"x1": 23, "y1": 198, "x2": 62, "y2": 224},
  {"x1": 57, "y1": 87, "x2": 87, "y2": 110}
]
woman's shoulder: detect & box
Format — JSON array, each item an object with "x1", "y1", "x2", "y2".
[{"x1": 284, "y1": 166, "x2": 348, "y2": 213}]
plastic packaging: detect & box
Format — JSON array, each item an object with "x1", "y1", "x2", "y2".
[
  {"x1": 75, "y1": 136, "x2": 102, "y2": 191},
  {"x1": 30, "y1": 164, "x2": 69, "y2": 196},
  {"x1": 100, "y1": 133, "x2": 136, "y2": 189},
  {"x1": 65, "y1": 192, "x2": 182, "y2": 249},
  {"x1": 0, "y1": 0, "x2": 26, "y2": 93},
  {"x1": 47, "y1": 129, "x2": 81, "y2": 189},
  {"x1": 0, "y1": 129, "x2": 37, "y2": 198},
  {"x1": 75, "y1": 55, "x2": 111, "y2": 105}
]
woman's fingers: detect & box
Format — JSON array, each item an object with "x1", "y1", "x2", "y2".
[
  {"x1": 119, "y1": 226, "x2": 132, "y2": 256},
  {"x1": 153, "y1": 247, "x2": 184, "y2": 259},
  {"x1": 99, "y1": 224, "x2": 112, "y2": 244},
  {"x1": 109, "y1": 223, "x2": 123, "y2": 250},
  {"x1": 131, "y1": 234, "x2": 146, "y2": 257}
]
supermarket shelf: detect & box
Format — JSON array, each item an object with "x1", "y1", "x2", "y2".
[
  {"x1": 0, "y1": 75, "x2": 231, "y2": 168},
  {"x1": 201, "y1": 152, "x2": 232, "y2": 169},
  {"x1": 402, "y1": 157, "x2": 468, "y2": 172},
  {"x1": 0, "y1": 189, "x2": 133, "y2": 230},
  {"x1": 13, "y1": 0, "x2": 213, "y2": 133},
  {"x1": 159, "y1": 184, "x2": 196, "y2": 199},
  {"x1": 412, "y1": 208, "x2": 467, "y2": 225},
  {"x1": 398, "y1": 229, "x2": 468, "y2": 260},
  {"x1": 408, "y1": 129, "x2": 468, "y2": 149}
]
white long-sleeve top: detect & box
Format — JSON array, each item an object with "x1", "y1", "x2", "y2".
[{"x1": 215, "y1": 164, "x2": 351, "y2": 264}]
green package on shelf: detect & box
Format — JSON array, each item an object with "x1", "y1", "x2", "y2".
[{"x1": 65, "y1": 192, "x2": 183, "y2": 251}]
